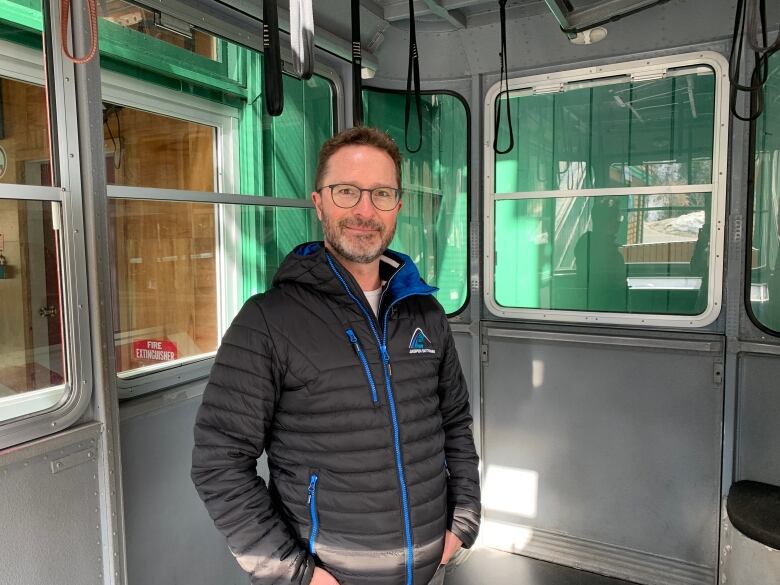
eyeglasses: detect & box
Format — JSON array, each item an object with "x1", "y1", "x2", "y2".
[{"x1": 319, "y1": 183, "x2": 401, "y2": 211}]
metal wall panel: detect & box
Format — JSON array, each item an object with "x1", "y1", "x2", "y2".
[
  {"x1": 736, "y1": 354, "x2": 780, "y2": 486},
  {"x1": 0, "y1": 424, "x2": 103, "y2": 585},
  {"x1": 374, "y1": 0, "x2": 765, "y2": 81},
  {"x1": 481, "y1": 327, "x2": 724, "y2": 585},
  {"x1": 119, "y1": 381, "x2": 246, "y2": 585}
]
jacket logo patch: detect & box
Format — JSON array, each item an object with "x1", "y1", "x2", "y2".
[{"x1": 409, "y1": 328, "x2": 435, "y2": 354}]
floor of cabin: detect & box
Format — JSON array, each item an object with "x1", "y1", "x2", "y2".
[{"x1": 446, "y1": 548, "x2": 639, "y2": 585}]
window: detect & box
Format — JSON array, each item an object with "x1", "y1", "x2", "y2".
[
  {"x1": 749, "y1": 50, "x2": 780, "y2": 334},
  {"x1": 363, "y1": 89, "x2": 469, "y2": 315},
  {"x1": 486, "y1": 53, "x2": 728, "y2": 326},
  {"x1": 0, "y1": 0, "x2": 71, "y2": 424},
  {"x1": 97, "y1": 14, "x2": 334, "y2": 381}
]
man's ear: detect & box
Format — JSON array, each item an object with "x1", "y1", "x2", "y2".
[{"x1": 312, "y1": 190, "x2": 323, "y2": 221}]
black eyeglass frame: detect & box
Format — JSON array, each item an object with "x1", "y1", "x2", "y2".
[{"x1": 317, "y1": 183, "x2": 402, "y2": 211}]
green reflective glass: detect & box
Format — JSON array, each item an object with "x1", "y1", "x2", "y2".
[
  {"x1": 235, "y1": 205, "x2": 322, "y2": 308},
  {"x1": 750, "y1": 52, "x2": 780, "y2": 333},
  {"x1": 495, "y1": 69, "x2": 716, "y2": 194},
  {"x1": 260, "y1": 72, "x2": 335, "y2": 198},
  {"x1": 363, "y1": 90, "x2": 469, "y2": 315},
  {"x1": 494, "y1": 193, "x2": 711, "y2": 315}
]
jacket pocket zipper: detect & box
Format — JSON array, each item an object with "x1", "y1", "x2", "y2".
[
  {"x1": 308, "y1": 473, "x2": 319, "y2": 556},
  {"x1": 346, "y1": 328, "x2": 379, "y2": 405}
]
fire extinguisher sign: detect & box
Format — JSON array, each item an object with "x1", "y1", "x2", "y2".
[{"x1": 133, "y1": 339, "x2": 178, "y2": 362}]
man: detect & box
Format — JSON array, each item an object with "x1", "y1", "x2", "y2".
[{"x1": 191, "y1": 127, "x2": 481, "y2": 585}]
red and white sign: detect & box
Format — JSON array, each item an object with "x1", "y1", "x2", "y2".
[{"x1": 133, "y1": 339, "x2": 178, "y2": 362}]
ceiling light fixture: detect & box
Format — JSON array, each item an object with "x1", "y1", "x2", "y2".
[{"x1": 569, "y1": 26, "x2": 608, "y2": 45}]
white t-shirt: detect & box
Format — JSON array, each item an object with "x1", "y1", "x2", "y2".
[{"x1": 364, "y1": 287, "x2": 382, "y2": 317}]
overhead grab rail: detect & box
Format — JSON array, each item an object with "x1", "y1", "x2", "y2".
[
  {"x1": 263, "y1": 0, "x2": 284, "y2": 116},
  {"x1": 290, "y1": 0, "x2": 314, "y2": 80},
  {"x1": 493, "y1": 0, "x2": 514, "y2": 155},
  {"x1": 729, "y1": 0, "x2": 779, "y2": 122},
  {"x1": 404, "y1": 0, "x2": 423, "y2": 153},
  {"x1": 61, "y1": 0, "x2": 99, "y2": 64},
  {"x1": 352, "y1": 0, "x2": 364, "y2": 126}
]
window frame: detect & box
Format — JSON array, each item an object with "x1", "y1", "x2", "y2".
[
  {"x1": 362, "y1": 86, "x2": 472, "y2": 318},
  {"x1": 0, "y1": 27, "x2": 93, "y2": 447},
  {"x1": 483, "y1": 51, "x2": 730, "y2": 327}
]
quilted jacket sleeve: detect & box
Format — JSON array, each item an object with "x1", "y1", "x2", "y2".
[
  {"x1": 437, "y1": 316, "x2": 482, "y2": 548},
  {"x1": 191, "y1": 297, "x2": 315, "y2": 585}
]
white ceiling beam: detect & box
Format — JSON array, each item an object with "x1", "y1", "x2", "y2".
[
  {"x1": 383, "y1": 0, "x2": 488, "y2": 22},
  {"x1": 420, "y1": 0, "x2": 467, "y2": 29},
  {"x1": 359, "y1": 0, "x2": 387, "y2": 21}
]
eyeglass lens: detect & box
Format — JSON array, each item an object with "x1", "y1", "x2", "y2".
[{"x1": 329, "y1": 184, "x2": 399, "y2": 211}]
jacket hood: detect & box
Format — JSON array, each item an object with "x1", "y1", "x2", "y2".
[{"x1": 273, "y1": 242, "x2": 437, "y2": 306}]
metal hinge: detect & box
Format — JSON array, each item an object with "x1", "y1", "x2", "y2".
[
  {"x1": 631, "y1": 68, "x2": 667, "y2": 82},
  {"x1": 480, "y1": 344, "x2": 489, "y2": 363},
  {"x1": 533, "y1": 82, "x2": 564, "y2": 95},
  {"x1": 713, "y1": 363, "x2": 724, "y2": 386}
]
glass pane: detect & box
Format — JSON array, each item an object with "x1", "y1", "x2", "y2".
[
  {"x1": 750, "y1": 51, "x2": 780, "y2": 332},
  {"x1": 259, "y1": 72, "x2": 335, "y2": 198},
  {"x1": 1, "y1": 0, "x2": 53, "y2": 186},
  {"x1": 111, "y1": 199, "x2": 219, "y2": 376},
  {"x1": 111, "y1": 199, "x2": 320, "y2": 376},
  {"x1": 102, "y1": 103, "x2": 216, "y2": 191},
  {"x1": 0, "y1": 199, "x2": 67, "y2": 421},
  {"x1": 97, "y1": 12, "x2": 335, "y2": 198},
  {"x1": 495, "y1": 68, "x2": 716, "y2": 193},
  {"x1": 364, "y1": 90, "x2": 469, "y2": 314},
  {"x1": 98, "y1": 0, "x2": 220, "y2": 61},
  {"x1": 494, "y1": 192, "x2": 712, "y2": 315},
  {"x1": 226, "y1": 205, "x2": 322, "y2": 321}
]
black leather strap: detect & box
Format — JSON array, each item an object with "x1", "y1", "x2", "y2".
[
  {"x1": 263, "y1": 0, "x2": 284, "y2": 117},
  {"x1": 404, "y1": 0, "x2": 423, "y2": 153},
  {"x1": 352, "y1": 0, "x2": 364, "y2": 126},
  {"x1": 493, "y1": 0, "x2": 514, "y2": 154}
]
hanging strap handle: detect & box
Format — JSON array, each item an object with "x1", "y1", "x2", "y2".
[
  {"x1": 263, "y1": 0, "x2": 284, "y2": 116},
  {"x1": 493, "y1": 0, "x2": 514, "y2": 154},
  {"x1": 351, "y1": 0, "x2": 364, "y2": 126},
  {"x1": 404, "y1": 0, "x2": 423, "y2": 153},
  {"x1": 728, "y1": 0, "x2": 777, "y2": 122},
  {"x1": 290, "y1": 0, "x2": 314, "y2": 80},
  {"x1": 746, "y1": 0, "x2": 780, "y2": 54},
  {"x1": 61, "y1": 0, "x2": 99, "y2": 64}
]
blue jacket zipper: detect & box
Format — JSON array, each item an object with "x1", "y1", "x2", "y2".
[
  {"x1": 326, "y1": 254, "x2": 416, "y2": 585},
  {"x1": 346, "y1": 328, "x2": 379, "y2": 404},
  {"x1": 308, "y1": 473, "x2": 319, "y2": 556}
]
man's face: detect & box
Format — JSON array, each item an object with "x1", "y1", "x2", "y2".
[{"x1": 312, "y1": 145, "x2": 402, "y2": 264}]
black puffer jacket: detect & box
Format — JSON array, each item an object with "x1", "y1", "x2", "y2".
[{"x1": 191, "y1": 243, "x2": 480, "y2": 585}]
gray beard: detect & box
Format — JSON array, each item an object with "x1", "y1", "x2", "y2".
[{"x1": 321, "y1": 213, "x2": 396, "y2": 264}]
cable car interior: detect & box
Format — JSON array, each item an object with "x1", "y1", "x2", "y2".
[{"x1": 0, "y1": 0, "x2": 779, "y2": 584}]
